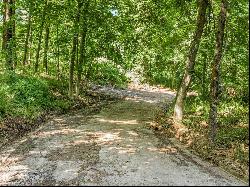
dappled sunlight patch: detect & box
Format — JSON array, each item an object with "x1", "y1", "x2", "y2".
[
  {"x1": 125, "y1": 96, "x2": 158, "y2": 104},
  {"x1": 53, "y1": 161, "x2": 82, "y2": 182},
  {"x1": 54, "y1": 118, "x2": 66, "y2": 122},
  {"x1": 28, "y1": 150, "x2": 48, "y2": 157},
  {"x1": 52, "y1": 91, "x2": 62, "y2": 97},
  {"x1": 107, "y1": 146, "x2": 137, "y2": 154},
  {"x1": 127, "y1": 131, "x2": 139, "y2": 136},
  {"x1": 147, "y1": 146, "x2": 177, "y2": 154},
  {"x1": 33, "y1": 128, "x2": 84, "y2": 138},
  {"x1": 97, "y1": 118, "x2": 138, "y2": 125},
  {"x1": 0, "y1": 147, "x2": 17, "y2": 163},
  {"x1": 128, "y1": 138, "x2": 135, "y2": 142},
  {"x1": 118, "y1": 147, "x2": 137, "y2": 154},
  {"x1": 95, "y1": 132, "x2": 122, "y2": 144},
  {"x1": 65, "y1": 139, "x2": 92, "y2": 146},
  {"x1": 0, "y1": 155, "x2": 24, "y2": 166},
  {"x1": 47, "y1": 141, "x2": 100, "y2": 162},
  {"x1": 0, "y1": 164, "x2": 29, "y2": 184}
]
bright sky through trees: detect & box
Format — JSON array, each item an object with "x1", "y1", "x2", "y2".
[{"x1": 110, "y1": 9, "x2": 119, "y2": 16}]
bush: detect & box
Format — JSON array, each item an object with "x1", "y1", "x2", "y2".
[
  {"x1": 87, "y1": 62, "x2": 128, "y2": 87},
  {"x1": 0, "y1": 73, "x2": 75, "y2": 120}
]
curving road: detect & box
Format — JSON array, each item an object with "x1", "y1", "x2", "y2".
[{"x1": 0, "y1": 85, "x2": 247, "y2": 186}]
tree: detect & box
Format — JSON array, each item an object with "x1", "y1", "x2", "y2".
[
  {"x1": 208, "y1": 0, "x2": 228, "y2": 142},
  {"x1": 76, "y1": 0, "x2": 90, "y2": 96},
  {"x1": 2, "y1": 0, "x2": 16, "y2": 70},
  {"x1": 22, "y1": 12, "x2": 32, "y2": 66},
  {"x1": 173, "y1": 0, "x2": 209, "y2": 123},
  {"x1": 43, "y1": 23, "x2": 50, "y2": 74},
  {"x1": 34, "y1": 0, "x2": 48, "y2": 73},
  {"x1": 68, "y1": 0, "x2": 83, "y2": 98}
]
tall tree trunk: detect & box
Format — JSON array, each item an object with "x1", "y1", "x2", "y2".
[
  {"x1": 69, "y1": 33, "x2": 79, "y2": 98},
  {"x1": 56, "y1": 23, "x2": 60, "y2": 80},
  {"x1": 209, "y1": 0, "x2": 228, "y2": 142},
  {"x1": 173, "y1": 0, "x2": 209, "y2": 123},
  {"x1": 68, "y1": 1, "x2": 83, "y2": 98},
  {"x1": 12, "y1": 10, "x2": 16, "y2": 69},
  {"x1": 76, "y1": 1, "x2": 90, "y2": 96},
  {"x1": 23, "y1": 14, "x2": 32, "y2": 66},
  {"x1": 2, "y1": 0, "x2": 15, "y2": 70},
  {"x1": 76, "y1": 27, "x2": 87, "y2": 96},
  {"x1": 43, "y1": 24, "x2": 50, "y2": 74},
  {"x1": 202, "y1": 53, "x2": 208, "y2": 99},
  {"x1": 34, "y1": 0, "x2": 48, "y2": 73},
  {"x1": 28, "y1": 27, "x2": 33, "y2": 65}
]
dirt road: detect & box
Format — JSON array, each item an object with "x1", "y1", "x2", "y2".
[{"x1": 0, "y1": 85, "x2": 247, "y2": 186}]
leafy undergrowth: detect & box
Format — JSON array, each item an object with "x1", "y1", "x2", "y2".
[
  {"x1": 153, "y1": 96, "x2": 249, "y2": 182},
  {"x1": 0, "y1": 72, "x2": 119, "y2": 149},
  {"x1": 86, "y1": 62, "x2": 128, "y2": 88}
]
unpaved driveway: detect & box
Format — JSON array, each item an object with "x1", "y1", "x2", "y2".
[{"x1": 0, "y1": 85, "x2": 247, "y2": 186}]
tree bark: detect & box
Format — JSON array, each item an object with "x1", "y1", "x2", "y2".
[
  {"x1": 2, "y1": 0, "x2": 15, "y2": 70},
  {"x1": 202, "y1": 52, "x2": 208, "y2": 99},
  {"x1": 69, "y1": 33, "x2": 79, "y2": 98},
  {"x1": 23, "y1": 14, "x2": 32, "y2": 66},
  {"x1": 209, "y1": 0, "x2": 228, "y2": 142},
  {"x1": 68, "y1": 1, "x2": 83, "y2": 98},
  {"x1": 173, "y1": 0, "x2": 209, "y2": 123},
  {"x1": 76, "y1": 1, "x2": 90, "y2": 96},
  {"x1": 34, "y1": 0, "x2": 48, "y2": 73},
  {"x1": 28, "y1": 26, "x2": 33, "y2": 65},
  {"x1": 76, "y1": 26, "x2": 87, "y2": 96},
  {"x1": 56, "y1": 23, "x2": 60, "y2": 80},
  {"x1": 43, "y1": 24, "x2": 50, "y2": 74}
]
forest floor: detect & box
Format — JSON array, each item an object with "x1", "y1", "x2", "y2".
[{"x1": 0, "y1": 82, "x2": 248, "y2": 186}]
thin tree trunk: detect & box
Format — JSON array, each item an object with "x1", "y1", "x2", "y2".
[
  {"x1": 202, "y1": 53, "x2": 207, "y2": 99},
  {"x1": 76, "y1": 27, "x2": 87, "y2": 96},
  {"x1": 12, "y1": 10, "x2": 16, "y2": 68},
  {"x1": 23, "y1": 14, "x2": 32, "y2": 66},
  {"x1": 209, "y1": 0, "x2": 227, "y2": 142},
  {"x1": 2, "y1": 0, "x2": 15, "y2": 70},
  {"x1": 69, "y1": 33, "x2": 79, "y2": 98},
  {"x1": 43, "y1": 24, "x2": 50, "y2": 74},
  {"x1": 173, "y1": 0, "x2": 209, "y2": 123},
  {"x1": 68, "y1": 1, "x2": 83, "y2": 98},
  {"x1": 57, "y1": 23, "x2": 60, "y2": 80},
  {"x1": 76, "y1": 1, "x2": 90, "y2": 96},
  {"x1": 34, "y1": 0, "x2": 48, "y2": 73},
  {"x1": 2, "y1": 0, "x2": 8, "y2": 50},
  {"x1": 28, "y1": 27, "x2": 33, "y2": 65}
]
